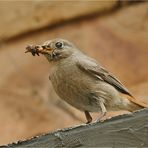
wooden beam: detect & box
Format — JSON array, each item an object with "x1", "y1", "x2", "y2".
[{"x1": 5, "y1": 109, "x2": 148, "y2": 147}]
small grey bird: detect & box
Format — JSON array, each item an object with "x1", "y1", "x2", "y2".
[{"x1": 25, "y1": 38, "x2": 148, "y2": 123}]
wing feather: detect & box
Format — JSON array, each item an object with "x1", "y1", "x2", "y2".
[{"x1": 76, "y1": 57, "x2": 132, "y2": 97}]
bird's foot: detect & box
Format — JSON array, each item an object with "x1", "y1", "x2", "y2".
[
  {"x1": 95, "y1": 111, "x2": 107, "y2": 123},
  {"x1": 84, "y1": 111, "x2": 92, "y2": 124}
]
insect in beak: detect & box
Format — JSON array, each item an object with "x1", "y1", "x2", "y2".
[{"x1": 25, "y1": 45, "x2": 50, "y2": 56}]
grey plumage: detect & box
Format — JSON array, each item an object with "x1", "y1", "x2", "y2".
[{"x1": 26, "y1": 38, "x2": 146, "y2": 123}]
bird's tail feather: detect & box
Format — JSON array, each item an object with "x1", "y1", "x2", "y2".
[{"x1": 120, "y1": 93, "x2": 148, "y2": 112}]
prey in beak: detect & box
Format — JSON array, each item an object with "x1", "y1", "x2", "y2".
[{"x1": 25, "y1": 45, "x2": 52, "y2": 56}]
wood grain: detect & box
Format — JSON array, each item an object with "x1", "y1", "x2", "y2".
[{"x1": 5, "y1": 108, "x2": 148, "y2": 147}]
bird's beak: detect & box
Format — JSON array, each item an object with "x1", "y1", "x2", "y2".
[{"x1": 25, "y1": 45, "x2": 53, "y2": 56}]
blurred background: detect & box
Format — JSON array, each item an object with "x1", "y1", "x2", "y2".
[{"x1": 0, "y1": 1, "x2": 148, "y2": 145}]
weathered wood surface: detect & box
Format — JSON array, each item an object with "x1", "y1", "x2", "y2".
[{"x1": 5, "y1": 108, "x2": 148, "y2": 147}]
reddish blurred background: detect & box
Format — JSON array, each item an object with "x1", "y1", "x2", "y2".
[{"x1": 0, "y1": 1, "x2": 148, "y2": 145}]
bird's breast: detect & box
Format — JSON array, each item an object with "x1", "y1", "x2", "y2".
[{"x1": 49, "y1": 61, "x2": 97, "y2": 108}]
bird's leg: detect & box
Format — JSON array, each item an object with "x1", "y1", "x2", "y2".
[
  {"x1": 97, "y1": 101, "x2": 107, "y2": 122},
  {"x1": 84, "y1": 111, "x2": 92, "y2": 124}
]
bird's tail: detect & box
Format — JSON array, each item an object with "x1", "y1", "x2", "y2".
[
  {"x1": 127, "y1": 100, "x2": 144, "y2": 112},
  {"x1": 120, "y1": 93, "x2": 148, "y2": 112}
]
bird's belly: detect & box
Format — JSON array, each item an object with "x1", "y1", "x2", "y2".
[{"x1": 50, "y1": 69, "x2": 101, "y2": 112}]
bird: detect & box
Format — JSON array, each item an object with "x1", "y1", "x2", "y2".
[{"x1": 25, "y1": 38, "x2": 148, "y2": 123}]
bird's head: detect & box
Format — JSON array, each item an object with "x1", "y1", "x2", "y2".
[{"x1": 25, "y1": 38, "x2": 78, "y2": 62}]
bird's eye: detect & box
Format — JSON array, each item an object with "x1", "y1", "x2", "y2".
[{"x1": 55, "y1": 42, "x2": 63, "y2": 49}]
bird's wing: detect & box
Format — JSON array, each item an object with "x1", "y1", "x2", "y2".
[
  {"x1": 76, "y1": 57, "x2": 148, "y2": 108},
  {"x1": 76, "y1": 57, "x2": 132, "y2": 97}
]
